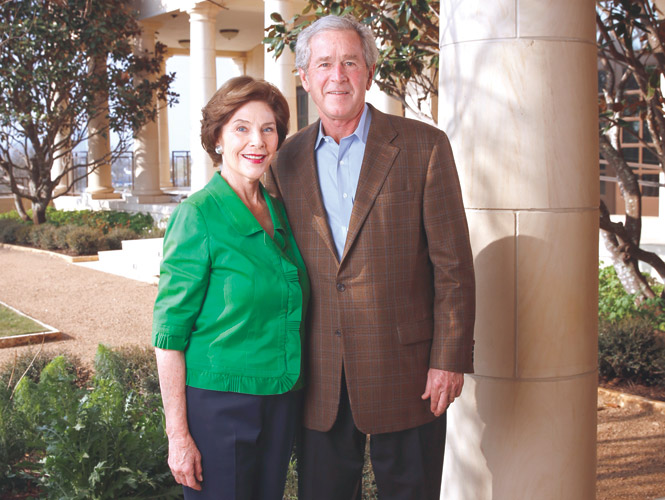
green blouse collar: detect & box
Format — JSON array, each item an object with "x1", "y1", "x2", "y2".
[{"x1": 206, "y1": 172, "x2": 286, "y2": 237}]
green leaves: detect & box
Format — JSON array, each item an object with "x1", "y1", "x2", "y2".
[{"x1": 2, "y1": 346, "x2": 176, "y2": 498}]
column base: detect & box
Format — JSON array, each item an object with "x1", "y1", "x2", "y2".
[
  {"x1": 88, "y1": 191, "x2": 122, "y2": 200},
  {"x1": 125, "y1": 193, "x2": 172, "y2": 204}
]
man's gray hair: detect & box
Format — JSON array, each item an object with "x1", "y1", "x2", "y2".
[{"x1": 295, "y1": 15, "x2": 379, "y2": 72}]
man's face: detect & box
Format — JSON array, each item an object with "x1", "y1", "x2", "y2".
[{"x1": 299, "y1": 29, "x2": 374, "y2": 126}]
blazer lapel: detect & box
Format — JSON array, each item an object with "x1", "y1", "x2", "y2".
[
  {"x1": 293, "y1": 122, "x2": 340, "y2": 262},
  {"x1": 341, "y1": 107, "x2": 399, "y2": 263}
]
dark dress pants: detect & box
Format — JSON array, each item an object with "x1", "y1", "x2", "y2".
[
  {"x1": 298, "y1": 374, "x2": 446, "y2": 500},
  {"x1": 184, "y1": 386, "x2": 300, "y2": 500}
]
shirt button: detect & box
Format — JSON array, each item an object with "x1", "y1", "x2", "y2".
[
  {"x1": 336, "y1": 283, "x2": 346, "y2": 292},
  {"x1": 343, "y1": 193, "x2": 348, "y2": 199},
  {"x1": 335, "y1": 329, "x2": 342, "y2": 337}
]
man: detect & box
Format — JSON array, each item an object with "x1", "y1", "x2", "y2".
[{"x1": 267, "y1": 15, "x2": 475, "y2": 499}]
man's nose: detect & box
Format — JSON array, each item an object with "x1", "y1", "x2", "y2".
[{"x1": 332, "y1": 63, "x2": 348, "y2": 81}]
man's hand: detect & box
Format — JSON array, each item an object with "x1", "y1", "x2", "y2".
[
  {"x1": 167, "y1": 433, "x2": 203, "y2": 491},
  {"x1": 421, "y1": 369, "x2": 464, "y2": 417}
]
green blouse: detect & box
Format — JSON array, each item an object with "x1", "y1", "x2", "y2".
[{"x1": 152, "y1": 173, "x2": 310, "y2": 395}]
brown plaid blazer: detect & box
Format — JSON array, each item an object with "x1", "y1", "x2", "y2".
[{"x1": 267, "y1": 105, "x2": 475, "y2": 434}]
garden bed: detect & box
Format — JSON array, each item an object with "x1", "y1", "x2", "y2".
[{"x1": 0, "y1": 302, "x2": 61, "y2": 348}]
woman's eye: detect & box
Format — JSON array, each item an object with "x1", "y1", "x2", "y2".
[
  {"x1": 236, "y1": 126, "x2": 247, "y2": 132},
  {"x1": 264, "y1": 127, "x2": 274, "y2": 133}
]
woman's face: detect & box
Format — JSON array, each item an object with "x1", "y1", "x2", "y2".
[{"x1": 217, "y1": 100, "x2": 279, "y2": 186}]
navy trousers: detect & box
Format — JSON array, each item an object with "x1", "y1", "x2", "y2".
[
  {"x1": 297, "y1": 374, "x2": 446, "y2": 500},
  {"x1": 184, "y1": 386, "x2": 300, "y2": 500}
]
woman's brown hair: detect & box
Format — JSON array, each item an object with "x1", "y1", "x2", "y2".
[{"x1": 201, "y1": 76, "x2": 290, "y2": 164}]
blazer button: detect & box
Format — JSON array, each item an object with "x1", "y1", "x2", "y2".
[
  {"x1": 335, "y1": 329, "x2": 341, "y2": 337},
  {"x1": 336, "y1": 283, "x2": 346, "y2": 292}
]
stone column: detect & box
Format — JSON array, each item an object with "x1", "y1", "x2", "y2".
[
  {"x1": 232, "y1": 56, "x2": 247, "y2": 76},
  {"x1": 366, "y1": 85, "x2": 403, "y2": 116},
  {"x1": 264, "y1": 0, "x2": 298, "y2": 133},
  {"x1": 439, "y1": 2, "x2": 598, "y2": 499},
  {"x1": 158, "y1": 56, "x2": 172, "y2": 188},
  {"x1": 187, "y1": 2, "x2": 222, "y2": 193},
  {"x1": 131, "y1": 22, "x2": 170, "y2": 202},
  {"x1": 52, "y1": 101, "x2": 72, "y2": 196},
  {"x1": 87, "y1": 54, "x2": 121, "y2": 199}
]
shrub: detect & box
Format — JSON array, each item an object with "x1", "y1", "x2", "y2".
[
  {"x1": 29, "y1": 223, "x2": 60, "y2": 250},
  {"x1": 599, "y1": 318, "x2": 665, "y2": 386},
  {"x1": 598, "y1": 264, "x2": 665, "y2": 330},
  {"x1": 65, "y1": 226, "x2": 103, "y2": 255},
  {"x1": 5, "y1": 349, "x2": 178, "y2": 499},
  {"x1": 0, "y1": 218, "x2": 28, "y2": 244},
  {"x1": 103, "y1": 227, "x2": 140, "y2": 250},
  {"x1": 0, "y1": 350, "x2": 84, "y2": 392},
  {"x1": 94, "y1": 344, "x2": 160, "y2": 396},
  {"x1": 0, "y1": 384, "x2": 32, "y2": 493}
]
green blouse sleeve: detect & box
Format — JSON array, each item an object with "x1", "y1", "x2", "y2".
[{"x1": 152, "y1": 202, "x2": 211, "y2": 350}]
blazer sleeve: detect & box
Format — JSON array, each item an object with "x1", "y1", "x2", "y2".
[
  {"x1": 152, "y1": 202, "x2": 211, "y2": 351},
  {"x1": 423, "y1": 131, "x2": 476, "y2": 373}
]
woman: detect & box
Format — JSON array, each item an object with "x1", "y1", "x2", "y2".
[{"x1": 152, "y1": 76, "x2": 309, "y2": 499}]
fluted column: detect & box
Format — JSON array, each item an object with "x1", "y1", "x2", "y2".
[
  {"x1": 439, "y1": 2, "x2": 598, "y2": 499},
  {"x1": 264, "y1": 0, "x2": 298, "y2": 133},
  {"x1": 187, "y1": 2, "x2": 222, "y2": 193},
  {"x1": 158, "y1": 56, "x2": 172, "y2": 188},
  {"x1": 131, "y1": 22, "x2": 169, "y2": 202},
  {"x1": 87, "y1": 55, "x2": 121, "y2": 199}
]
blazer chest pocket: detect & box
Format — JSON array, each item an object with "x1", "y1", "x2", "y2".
[
  {"x1": 397, "y1": 317, "x2": 433, "y2": 345},
  {"x1": 374, "y1": 189, "x2": 415, "y2": 206}
]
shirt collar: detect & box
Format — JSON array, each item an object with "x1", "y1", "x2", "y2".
[
  {"x1": 315, "y1": 103, "x2": 371, "y2": 150},
  {"x1": 207, "y1": 172, "x2": 285, "y2": 237}
]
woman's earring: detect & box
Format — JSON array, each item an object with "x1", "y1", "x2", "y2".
[{"x1": 215, "y1": 145, "x2": 223, "y2": 155}]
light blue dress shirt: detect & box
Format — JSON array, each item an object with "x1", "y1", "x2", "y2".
[{"x1": 315, "y1": 104, "x2": 372, "y2": 259}]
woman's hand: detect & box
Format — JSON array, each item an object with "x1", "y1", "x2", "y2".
[
  {"x1": 155, "y1": 348, "x2": 203, "y2": 490},
  {"x1": 167, "y1": 432, "x2": 203, "y2": 490}
]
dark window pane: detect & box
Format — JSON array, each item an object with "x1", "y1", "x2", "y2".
[
  {"x1": 621, "y1": 121, "x2": 640, "y2": 144},
  {"x1": 296, "y1": 86, "x2": 308, "y2": 130},
  {"x1": 643, "y1": 124, "x2": 653, "y2": 143},
  {"x1": 643, "y1": 148, "x2": 660, "y2": 165},
  {"x1": 598, "y1": 70, "x2": 608, "y2": 92},
  {"x1": 642, "y1": 174, "x2": 660, "y2": 197},
  {"x1": 623, "y1": 147, "x2": 639, "y2": 162},
  {"x1": 626, "y1": 73, "x2": 639, "y2": 90}
]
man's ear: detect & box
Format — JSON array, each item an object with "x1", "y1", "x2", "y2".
[
  {"x1": 366, "y1": 64, "x2": 376, "y2": 90},
  {"x1": 298, "y1": 68, "x2": 310, "y2": 92}
]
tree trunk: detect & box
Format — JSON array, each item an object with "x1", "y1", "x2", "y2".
[
  {"x1": 31, "y1": 200, "x2": 47, "y2": 225},
  {"x1": 13, "y1": 194, "x2": 29, "y2": 221},
  {"x1": 599, "y1": 201, "x2": 656, "y2": 300}
]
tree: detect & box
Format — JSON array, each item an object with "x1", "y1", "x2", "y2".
[
  {"x1": 0, "y1": 0, "x2": 176, "y2": 224},
  {"x1": 264, "y1": 0, "x2": 439, "y2": 124},
  {"x1": 597, "y1": 0, "x2": 665, "y2": 300}
]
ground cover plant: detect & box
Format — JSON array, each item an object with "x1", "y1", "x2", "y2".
[
  {"x1": 0, "y1": 303, "x2": 48, "y2": 338},
  {"x1": 0, "y1": 345, "x2": 378, "y2": 499},
  {"x1": 598, "y1": 264, "x2": 665, "y2": 391},
  {"x1": 0, "y1": 346, "x2": 179, "y2": 499},
  {"x1": 0, "y1": 208, "x2": 164, "y2": 255}
]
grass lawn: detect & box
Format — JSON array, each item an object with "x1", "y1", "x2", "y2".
[{"x1": 0, "y1": 303, "x2": 49, "y2": 337}]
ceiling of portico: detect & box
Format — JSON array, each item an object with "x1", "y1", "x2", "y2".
[{"x1": 134, "y1": 0, "x2": 307, "y2": 54}]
